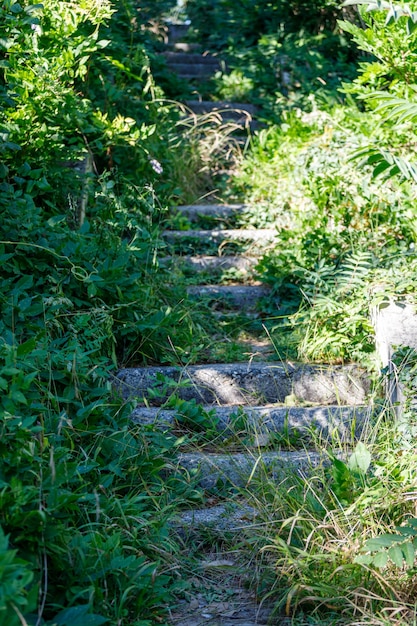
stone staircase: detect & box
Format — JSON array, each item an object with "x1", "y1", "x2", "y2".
[
  {"x1": 117, "y1": 196, "x2": 373, "y2": 622},
  {"x1": 160, "y1": 23, "x2": 260, "y2": 136},
  {"x1": 121, "y1": 24, "x2": 375, "y2": 626}
]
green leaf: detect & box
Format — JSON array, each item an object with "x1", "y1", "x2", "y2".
[
  {"x1": 10, "y1": 3, "x2": 23, "y2": 14},
  {"x1": 388, "y1": 544, "x2": 404, "y2": 567},
  {"x1": 372, "y1": 160, "x2": 392, "y2": 177},
  {"x1": 348, "y1": 442, "x2": 371, "y2": 473},
  {"x1": 47, "y1": 215, "x2": 67, "y2": 227},
  {"x1": 407, "y1": 16, "x2": 417, "y2": 34},
  {"x1": 372, "y1": 551, "x2": 388, "y2": 569},
  {"x1": 354, "y1": 553, "x2": 373, "y2": 565},
  {"x1": 401, "y1": 541, "x2": 415, "y2": 567},
  {"x1": 1, "y1": 367, "x2": 21, "y2": 376},
  {"x1": 364, "y1": 534, "x2": 403, "y2": 550},
  {"x1": 11, "y1": 390, "x2": 27, "y2": 404},
  {"x1": 16, "y1": 337, "x2": 36, "y2": 357},
  {"x1": 52, "y1": 605, "x2": 108, "y2": 626}
]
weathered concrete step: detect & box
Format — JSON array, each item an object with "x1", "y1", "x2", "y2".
[
  {"x1": 184, "y1": 101, "x2": 259, "y2": 129},
  {"x1": 166, "y1": 23, "x2": 190, "y2": 43},
  {"x1": 131, "y1": 404, "x2": 370, "y2": 441},
  {"x1": 175, "y1": 204, "x2": 247, "y2": 221},
  {"x1": 186, "y1": 100, "x2": 257, "y2": 117},
  {"x1": 178, "y1": 450, "x2": 324, "y2": 490},
  {"x1": 163, "y1": 228, "x2": 277, "y2": 243},
  {"x1": 164, "y1": 255, "x2": 255, "y2": 273},
  {"x1": 167, "y1": 42, "x2": 202, "y2": 52},
  {"x1": 162, "y1": 52, "x2": 221, "y2": 65},
  {"x1": 167, "y1": 64, "x2": 220, "y2": 78},
  {"x1": 186, "y1": 284, "x2": 271, "y2": 309},
  {"x1": 175, "y1": 503, "x2": 258, "y2": 535},
  {"x1": 117, "y1": 362, "x2": 370, "y2": 407},
  {"x1": 170, "y1": 598, "x2": 272, "y2": 626},
  {"x1": 174, "y1": 72, "x2": 216, "y2": 81}
]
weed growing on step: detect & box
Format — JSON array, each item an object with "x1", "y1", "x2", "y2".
[
  {"x1": 239, "y1": 410, "x2": 417, "y2": 624},
  {"x1": 168, "y1": 106, "x2": 246, "y2": 204}
]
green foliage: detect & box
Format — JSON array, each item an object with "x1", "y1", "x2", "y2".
[
  {"x1": 329, "y1": 442, "x2": 372, "y2": 505},
  {"x1": 186, "y1": 0, "x2": 344, "y2": 49},
  {"x1": 0, "y1": 323, "x2": 197, "y2": 623},
  {"x1": 0, "y1": 1, "x2": 210, "y2": 623},
  {"x1": 165, "y1": 396, "x2": 220, "y2": 433},
  {"x1": 234, "y1": 104, "x2": 417, "y2": 363},
  {"x1": 241, "y1": 426, "x2": 417, "y2": 622},
  {"x1": 356, "y1": 519, "x2": 417, "y2": 569},
  {"x1": 0, "y1": 526, "x2": 36, "y2": 626},
  {"x1": 339, "y1": 1, "x2": 417, "y2": 188},
  {"x1": 182, "y1": 0, "x2": 358, "y2": 118}
]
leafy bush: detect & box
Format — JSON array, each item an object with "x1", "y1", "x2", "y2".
[
  {"x1": 183, "y1": 0, "x2": 358, "y2": 117},
  {"x1": 245, "y1": 434, "x2": 417, "y2": 623},
  {"x1": 186, "y1": 0, "x2": 344, "y2": 49},
  {"x1": 230, "y1": 2, "x2": 417, "y2": 622},
  {"x1": 0, "y1": 526, "x2": 36, "y2": 626},
  {"x1": 0, "y1": 1, "x2": 209, "y2": 623}
]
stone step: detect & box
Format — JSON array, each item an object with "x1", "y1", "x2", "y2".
[
  {"x1": 174, "y1": 204, "x2": 247, "y2": 222},
  {"x1": 162, "y1": 52, "x2": 221, "y2": 66},
  {"x1": 131, "y1": 404, "x2": 370, "y2": 442},
  {"x1": 116, "y1": 362, "x2": 370, "y2": 407},
  {"x1": 163, "y1": 228, "x2": 277, "y2": 243},
  {"x1": 174, "y1": 502, "x2": 259, "y2": 535},
  {"x1": 165, "y1": 255, "x2": 256, "y2": 273},
  {"x1": 185, "y1": 100, "x2": 257, "y2": 117},
  {"x1": 177, "y1": 450, "x2": 325, "y2": 490},
  {"x1": 167, "y1": 63, "x2": 220, "y2": 78},
  {"x1": 186, "y1": 284, "x2": 272, "y2": 309},
  {"x1": 167, "y1": 511, "x2": 274, "y2": 624},
  {"x1": 166, "y1": 23, "x2": 190, "y2": 43},
  {"x1": 174, "y1": 72, "x2": 216, "y2": 81},
  {"x1": 184, "y1": 101, "x2": 258, "y2": 129},
  {"x1": 167, "y1": 42, "x2": 202, "y2": 52}
]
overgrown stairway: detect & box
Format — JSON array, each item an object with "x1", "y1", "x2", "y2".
[{"x1": 118, "y1": 24, "x2": 374, "y2": 626}]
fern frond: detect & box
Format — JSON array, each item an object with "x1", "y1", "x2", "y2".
[
  {"x1": 336, "y1": 251, "x2": 372, "y2": 293},
  {"x1": 343, "y1": 0, "x2": 417, "y2": 23},
  {"x1": 362, "y1": 91, "x2": 417, "y2": 125}
]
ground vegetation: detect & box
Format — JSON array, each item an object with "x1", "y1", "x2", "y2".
[{"x1": 3, "y1": 0, "x2": 417, "y2": 624}]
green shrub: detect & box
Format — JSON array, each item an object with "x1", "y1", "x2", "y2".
[{"x1": 0, "y1": 1, "x2": 207, "y2": 623}]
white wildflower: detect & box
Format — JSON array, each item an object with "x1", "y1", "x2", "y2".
[
  {"x1": 31, "y1": 23, "x2": 42, "y2": 35},
  {"x1": 149, "y1": 158, "x2": 163, "y2": 174}
]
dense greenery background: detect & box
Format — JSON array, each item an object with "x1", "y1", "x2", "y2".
[{"x1": 2, "y1": 0, "x2": 417, "y2": 624}]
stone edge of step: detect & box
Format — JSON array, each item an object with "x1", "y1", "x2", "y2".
[
  {"x1": 172, "y1": 502, "x2": 258, "y2": 534},
  {"x1": 176, "y1": 204, "x2": 248, "y2": 217},
  {"x1": 186, "y1": 283, "x2": 271, "y2": 299},
  {"x1": 160, "y1": 255, "x2": 256, "y2": 272},
  {"x1": 177, "y1": 449, "x2": 328, "y2": 490},
  {"x1": 116, "y1": 361, "x2": 371, "y2": 407},
  {"x1": 163, "y1": 228, "x2": 278, "y2": 241},
  {"x1": 185, "y1": 100, "x2": 257, "y2": 115},
  {"x1": 131, "y1": 403, "x2": 371, "y2": 440}
]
